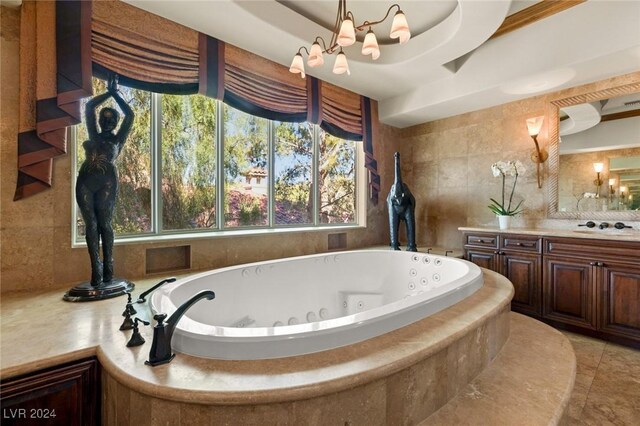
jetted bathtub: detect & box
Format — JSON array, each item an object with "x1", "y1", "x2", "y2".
[{"x1": 150, "y1": 250, "x2": 483, "y2": 360}]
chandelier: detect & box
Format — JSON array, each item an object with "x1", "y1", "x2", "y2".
[{"x1": 289, "y1": 0, "x2": 410, "y2": 77}]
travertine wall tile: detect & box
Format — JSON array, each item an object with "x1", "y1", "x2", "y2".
[{"x1": 398, "y1": 72, "x2": 640, "y2": 249}]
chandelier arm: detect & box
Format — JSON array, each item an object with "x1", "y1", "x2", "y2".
[
  {"x1": 354, "y1": 4, "x2": 401, "y2": 31},
  {"x1": 297, "y1": 46, "x2": 310, "y2": 56},
  {"x1": 328, "y1": 0, "x2": 345, "y2": 49}
]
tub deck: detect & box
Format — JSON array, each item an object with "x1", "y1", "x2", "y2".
[{"x1": 1, "y1": 269, "x2": 574, "y2": 424}]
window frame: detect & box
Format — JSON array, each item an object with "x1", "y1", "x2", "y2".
[{"x1": 71, "y1": 93, "x2": 366, "y2": 247}]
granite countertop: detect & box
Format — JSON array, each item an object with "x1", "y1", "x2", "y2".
[
  {"x1": 0, "y1": 269, "x2": 513, "y2": 404},
  {"x1": 458, "y1": 226, "x2": 640, "y2": 242}
]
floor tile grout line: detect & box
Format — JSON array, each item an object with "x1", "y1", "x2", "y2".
[{"x1": 576, "y1": 341, "x2": 608, "y2": 421}]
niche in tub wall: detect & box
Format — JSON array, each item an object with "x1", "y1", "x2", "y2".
[
  {"x1": 146, "y1": 245, "x2": 191, "y2": 274},
  {"x1": 328, "y1": 233, "x2": 347, "y2": 250}
]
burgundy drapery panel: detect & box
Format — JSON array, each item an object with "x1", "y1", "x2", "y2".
[
  {"x1": 14, "y1": 0, "x2": 92, "y2": 200},
  {"x1": 15, "y1": 0, "x2": 379, "y2": 204}
]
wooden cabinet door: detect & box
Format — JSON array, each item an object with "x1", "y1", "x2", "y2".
[
  {"x1": 502, "y1": 252, "x2": 541, "y2": 316},
  {"x1": 543, "y1": 256, "x2": 596, "y2": 329},
  {"x1": 599, "y1": 262, "x2": 640, "y2": 342},
  {"x1": 0, "y1": 358, "x2": 100, "y2": 426},
  {"x1": 465, "y1": 249, "x2": 498, "y2": 272}
]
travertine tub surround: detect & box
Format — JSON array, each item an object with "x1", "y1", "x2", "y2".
[{"x1": 1, "y1": 270, "x2": 512, "y2": 424}]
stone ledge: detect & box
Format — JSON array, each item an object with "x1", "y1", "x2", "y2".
[{"x1": 422, "y1": 313, "x2": 576, "y2": 426}]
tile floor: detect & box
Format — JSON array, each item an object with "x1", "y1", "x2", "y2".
[{"x1": 562, "y1": 331, "x2": 640, "y2": 425}]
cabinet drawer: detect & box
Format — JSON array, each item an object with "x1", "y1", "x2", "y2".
[
  {"x1": 501, "y1": 236, "x2": 542, "y2": 253},
  {"x1": 465, "y1": 233, "x2": 498, "y2": 248},
  {"x1": 545, "y1": 238, "x2": 640, "y2": 262}
]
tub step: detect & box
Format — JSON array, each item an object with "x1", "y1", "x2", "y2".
[{"x1": 420, "y1": 313, "x2": 576, "y2": 425}]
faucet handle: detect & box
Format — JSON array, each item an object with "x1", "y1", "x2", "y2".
[
  {"x1": 153, "y1": 313, "x2": 167, "y2": 326},
  {"x1": 578, "y1": 221, "x2": 596, "y2": 228},
  {"x1": 614, "y1": 222, "x2": 632, "y2": 229}
]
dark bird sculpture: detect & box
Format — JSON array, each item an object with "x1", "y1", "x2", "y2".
[{"x1": 387, "y1": 152, "x2": 417, "y2": 251}]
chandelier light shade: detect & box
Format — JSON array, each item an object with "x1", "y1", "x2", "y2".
[
  {"x1": 362, "y1": 29, "x2": 380, "y2": 59},
  {"x1": 390, "y1": 10, "x2": 411, "y2": 44},
  {"x1": 308, "y1": 42, "x2": 324, "y2": 67},
  {"x1": 333, "y1": 50, "x2": 350, "y2": 75},
  {"x1": 337, "y1": 18, "x2": 356, "y2": 47},
  {"x1": 289, "y1": 53, "x2": 305, "y2": 78},
  {"x1": 290, "y1": 0, "x2": 410, "y2": 77}
]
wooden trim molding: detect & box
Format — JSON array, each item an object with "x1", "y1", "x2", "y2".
[
  {"x1": 490, "y1": 0, "x2": 586, "y2": 40},
  {"x1": 600, "y1": 109, "x2": 640, "y2": 123},
  {"x1": 547, "y1": 81, "x2": 640, "y2": 221}
]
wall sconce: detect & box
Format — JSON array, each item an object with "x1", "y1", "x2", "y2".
[
  {"x1": 620, "y1": 185, "x2": 628, "y2": 202},
  {"x1": 526, "y1": 116, "x2": 548, "y2": 188},
  {"x1": 593, "y1": 162, "x2": 604, "y2": 197},
  {"x1": 609, "y1": 178, "x2": 617, "y2": 200}
]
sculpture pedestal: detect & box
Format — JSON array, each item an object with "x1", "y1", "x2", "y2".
[{"x1": 63, "y1": 278, "x2": 135, "y2": 302}]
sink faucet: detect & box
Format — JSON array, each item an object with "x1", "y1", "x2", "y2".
[
  {"x1": 146, "y1": 290, "x2": 215, "y2": 366},
  {"x1": 599, "y1": 222, "x2": 609, "y2": 230}
]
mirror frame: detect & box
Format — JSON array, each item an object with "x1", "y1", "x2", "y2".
[{"x1": 547, "y1": 81, "x2": 640, "y2": 220}]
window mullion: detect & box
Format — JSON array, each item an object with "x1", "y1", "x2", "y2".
[
  {"x1": 268, "y1": 121, "x2": 275, "y2": 228},
  {"x1": 313, "y1": 125, "x2": 319, "y2": 226},
  {"x1": 216, "y1": 100, "x2": 224, "y2": 230},
  {"x1": 152, "y1": 92, "x2": 163, "y2": 235}
]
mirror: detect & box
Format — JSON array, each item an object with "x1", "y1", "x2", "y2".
[{"x1": 547, "y1": 81, "x2": 640, "y2": 220}]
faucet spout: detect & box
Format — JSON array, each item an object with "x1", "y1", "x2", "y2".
[{"x1": 146, "y1": 290, "x2": 215, "y2": 366}]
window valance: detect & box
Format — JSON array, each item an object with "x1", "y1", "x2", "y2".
[{"x1": 15, "y1": 0, "x2": 379, "y2": 204}]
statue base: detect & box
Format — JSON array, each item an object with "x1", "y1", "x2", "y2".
[{"x1": 63, "y1": 278, "x2": 135, "y2": 302}]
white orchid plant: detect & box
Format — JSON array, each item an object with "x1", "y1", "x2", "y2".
[{"x1": 488, "y1": 160, "x2": 526, "y2": 216}]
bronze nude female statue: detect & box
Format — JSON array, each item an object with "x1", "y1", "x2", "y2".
[{"x1": 76, "y1": 75, "x2": 133, "y2": 287}]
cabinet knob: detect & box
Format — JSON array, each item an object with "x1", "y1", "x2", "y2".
[
  {"x1": 589, "y1": 261, "x2": 597, "y2": 266},
  {"x1": 598, "y1": 262, "x2": 606, "y2": 267},
  {"x1": 516, "y1": 242, "x2": 522, "y2": 246}
]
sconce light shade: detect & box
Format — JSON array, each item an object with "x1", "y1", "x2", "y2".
[
  {"x1": 333, "y1": 50, "x2": 350, "y2": 75},
  {"x1": 526, "y1": 116, "x2": 545, "y2": 137},
  {"x1": 362, "y1": 29, "x2": 380, "y2": 60},
  {"x1": 620, "y1": 186, "x2": 628, "y2": 194},
  {"x1": 390, "y1": 10, "x2": 411, "y2": 44},
  {"x1": 609, "y1": 178, "x2": 617, "y2": 186},
  {"x1": 593, "y1": 162, "x2": 604, "y2": 173},
  {"x1": 337, "y1": 18, "x2": 356, "y2": 47},
  {"x1": 307, "y1": 42, "x2": 324, "y2": 67},
  {"x1": 289, "y1": 53, "x2": 305, "y2": 78}
]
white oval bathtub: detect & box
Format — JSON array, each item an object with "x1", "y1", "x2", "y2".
[{"x1": 149, "y1": 250, "x2": 483, "y2": 360}]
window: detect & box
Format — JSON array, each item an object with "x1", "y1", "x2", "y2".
[
  {"x1": 75, "y1": 79, "x2": 152, "y2": 237},
  {"x1": 161, "y1": 94, "x2": 217, "y2": 230},
  {"x1": 72, "y1": 79, "x2": 362, "y2": 243}
]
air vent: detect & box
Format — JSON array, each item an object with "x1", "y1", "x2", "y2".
[{"x1": 623, "y1": 100, "x2": 640, "y2": 107}]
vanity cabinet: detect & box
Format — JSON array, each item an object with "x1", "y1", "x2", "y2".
[
  {"x1": 464, "y1": 232, "x2": 640, "y2": 347},
  {"x1": 464, "y1": 233, "x2": 542, "y2": 316},
  {"x1": 0, "y1": 358, "x2": 100, "y2": 425},
  {"x1": 544, "y1": 237, "x2": 640, "y2": 344}
]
